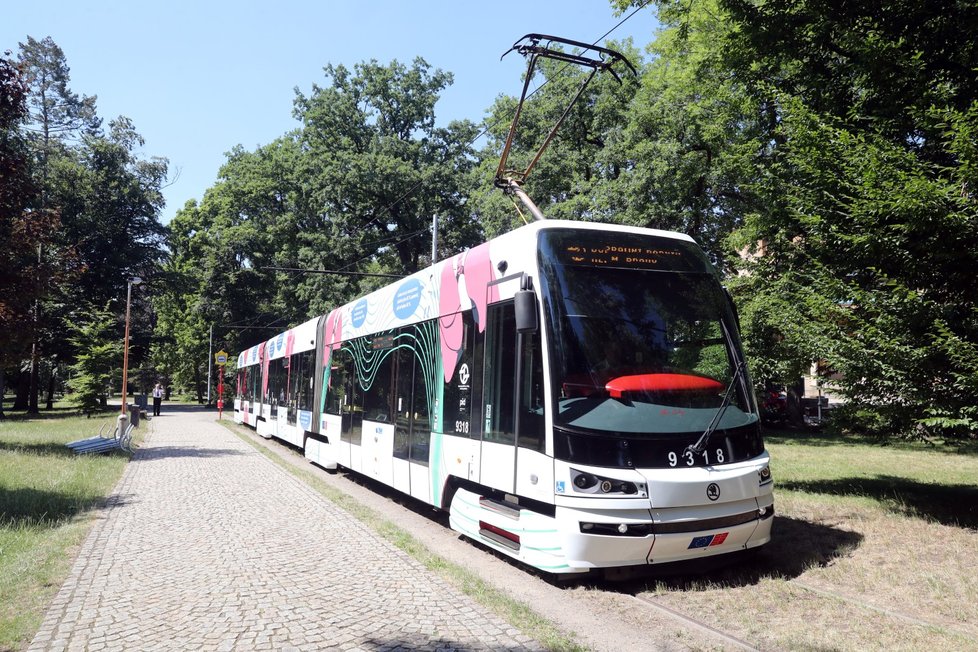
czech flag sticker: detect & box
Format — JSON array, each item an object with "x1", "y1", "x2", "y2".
[{"x1": 688, "y1": 532, "x2": 729, "y2": 549}]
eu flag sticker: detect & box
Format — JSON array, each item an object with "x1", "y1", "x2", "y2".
[{"x1": 688, "y1": 535, "x2": 713, "y2": 549}]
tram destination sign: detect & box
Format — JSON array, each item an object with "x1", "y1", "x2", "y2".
[
  {"x1": 543, "y1": 230, "x2": 713, "y2": 273},
  {"x1": 560, "y1": 243, "x2": 685, "y2": 269}
]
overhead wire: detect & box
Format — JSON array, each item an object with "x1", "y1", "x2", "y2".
[
  {"x1": 334, "y1": 2, "x2": 652, "y2": 271},
  {"x1": 230, "y1": 6, "x2": 653, "y2": 341}
]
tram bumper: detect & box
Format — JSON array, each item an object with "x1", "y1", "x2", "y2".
[
  {"x1": 557, "y1": 458, "x2": 774, "y2": 570},
  {"x1": 558, "y1": 495, "x2": 773, "y2": 570}
]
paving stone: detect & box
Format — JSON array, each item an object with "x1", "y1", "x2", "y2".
[{"x1": 27, "y1": 406, "x2": 543, "y2": 651}]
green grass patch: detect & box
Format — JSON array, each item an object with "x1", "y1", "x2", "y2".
[
  {"x1": 766, "y1": 428, "x2": 978, "y2": 528},
  {"x1": 0, "y1": 410, "x2": 130, "y2": 651}
]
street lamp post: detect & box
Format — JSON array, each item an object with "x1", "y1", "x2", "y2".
[{"x1": 118, "y1": 277, "x2": 142, "y2": 435}]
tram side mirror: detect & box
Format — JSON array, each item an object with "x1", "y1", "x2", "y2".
[{"x1": 515, "y1": 289, "x2": 538, "y2": 333}]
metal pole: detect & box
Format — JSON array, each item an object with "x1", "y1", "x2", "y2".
[
  {"x1": 431, "y1": 213, "x2": 438, "y2": 263},
  {"x1": 207, "y1": 323, "x2": 213, "y2": 405},
  {"x1": 117, "y1": 278, "x2": 140, "y2": 436},
  {"x1": 120, "y1": 281, "x2": 133, "y2": 415}
]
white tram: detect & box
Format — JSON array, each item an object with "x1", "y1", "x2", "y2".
[{"x1": 234, "y1": 219, "x2": 774, "y2": 576}]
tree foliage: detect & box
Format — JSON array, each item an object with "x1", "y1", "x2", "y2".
[
  {"x1": 160, "y1": 58, "x2": 482, "y2": 366},
  {"x1": 66, "y1": 304, "x2": 118, "y2": 416},
  {"x1": 3, "y1": 36, "x2": 169, "y2": 412},
  {"x1": 609, "y1": 0, "x2": 978, "y2": 440}
]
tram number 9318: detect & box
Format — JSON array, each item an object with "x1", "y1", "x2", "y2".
[{"x1": 668, "y1": 448, "x2": 726, "y2": 467}]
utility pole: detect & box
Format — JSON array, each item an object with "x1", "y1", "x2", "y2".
[
  {"x1": 206, "y1": 323, "x2": 213, "y2": 405},
  {"x1": 431, "y1": 213, "x2": 438, "y2": 264}
]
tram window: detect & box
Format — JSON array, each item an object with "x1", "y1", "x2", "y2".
[
  {"x1": 291, "y1": 350, "x2": 315, "y2": 414},
  {"x1": 267, "y1": 358, "x2": 288, "y2": 415},
  {"x1": 483, "y1": 302, "x2": 517, "y2": 445},
  {"x1": 325, "y1": 351, "x2": 347, "y2": 416},
  {"x1": 362, "y1": 334, "x2": 395, "y2": 423},
  {"x1": 333, "y1": 347, "x2": 361, "y2": 445},
  {"x1": 442, "y1": 312, "x2": 474, "y2": 437},
  {"x1": 518, "y1": 330, "x2": 545, "y2": 453},
  {"x1": 393, "y1": 346, "x2": 413, "y2": 460},
  {"x1": 410, "y1": 328, "x2": 432, "y2": 465}
]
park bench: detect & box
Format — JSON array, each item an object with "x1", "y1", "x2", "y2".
[{"x1": 66, "y1": 421, "x2": 135, "y2": 455}]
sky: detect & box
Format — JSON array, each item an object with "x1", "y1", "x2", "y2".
[{"x1": 3, "y1": 1, "x2": 659, "y2": 225}]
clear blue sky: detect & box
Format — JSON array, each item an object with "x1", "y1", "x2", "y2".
[{"x1": 3, "y1": 1, "x2": 658, "y2": 224}]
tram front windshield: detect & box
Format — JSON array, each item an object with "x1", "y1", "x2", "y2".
[{"x1": 539, "y1": 230, "x2": 759, "y2": 442}]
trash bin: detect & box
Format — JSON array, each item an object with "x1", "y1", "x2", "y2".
[{"x1": 128, "y1": 404, "x2": 140, "y2": 427}]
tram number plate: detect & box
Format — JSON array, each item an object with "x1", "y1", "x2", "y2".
[{"x1": 667, "y1": 448, "x2": 726, "y2": 467}]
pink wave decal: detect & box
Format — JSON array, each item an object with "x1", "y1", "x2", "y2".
[
  {"x1": 285, "y1": 329, "x2": 295, "y2": 358},
  {"x1": 437, "y1": 243, "x2": 498, "y2": 382},
  {"x1": 322, "y1": 309, "x2": 344, "y2": 387},
  {"x1": 439, "y1": 257, "x2": 464, "y2": 382},
  {"x1": 463, "y1": 242, "x2": 498, "y2": 333}
]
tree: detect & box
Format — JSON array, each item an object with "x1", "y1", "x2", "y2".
[
  {"x1": 12, "y1": 36, "x2": 168, "y2": 414},
  {"x1": 616, "y1": 0, "x2": 978, "y2": 440},
  {"x1": 18, "y1": 36, "x2": 98, "y2": 164},
  {"x1": 66, "y1": 305, "x2": 118, "y2": 416},
  {"x1": 159, "y1": 57, "x2": 483, "y2": 373},
  {"x1": 15, "y1": 36, "x2": 97, "y2": 413},
  {"x1": 293, "y1": 58, "x2": 481, "y2": 279}
]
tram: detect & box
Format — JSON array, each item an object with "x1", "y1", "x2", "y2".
[{"x1": 233, "y1": 219, "x2": 774, "y2": 576}]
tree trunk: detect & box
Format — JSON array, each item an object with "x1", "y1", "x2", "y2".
[
  {"x1": 45, "y1": 367, "x2": 55, "y2": 409},
  {"x1": 194, "y1": 364, "x2": 203, "y2": 404},
  {"x1": 13, "y1": 370, "x2": 29, "y2": 410},
  {"x1": 0, "y1": 367, "x2": 5, "y2": 419},
  {"x1": 28, "y1": 342, "x2": 40, "y2": 414}
]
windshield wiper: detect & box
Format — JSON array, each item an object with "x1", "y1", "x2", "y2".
[{"x1": 685, "y1": 360, "x2": 747, "y2": 457}]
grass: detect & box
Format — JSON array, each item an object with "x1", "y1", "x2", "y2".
[
  {"x1": 0, "y1": 405, "x2": 131, "y2": 652},
  {"x1": 634, "y1": 427, "x2": 978, "y2": 651}
]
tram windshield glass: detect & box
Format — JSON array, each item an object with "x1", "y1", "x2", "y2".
[{"x1": 539, "y1": 230, "x2": 758, "y2": 438}]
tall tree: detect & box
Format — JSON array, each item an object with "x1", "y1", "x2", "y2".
[
  {"x1": 615, "y1": 0, "x2": 978, "y2": 440},
  {"x1": 15, "y1": 36, "x2": 98, "y2": 412},
  {"x1": 293, "y1": 58, "x2": 481, "y2": 280},
  {"x1": 66, "y1": 304, "x2": 119, "y2": 416},
  {"x1": 12, "y1": 36, "x2": 168, "y2": 413}
]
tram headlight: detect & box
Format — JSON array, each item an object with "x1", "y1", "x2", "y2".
[
  {"x1": 569, "y1": 469, "x2": 645, "y2": 496},
  {"x1": 572, "y1": 471, "x2": 598, "y2": 490},
  {"x1": 758, "y1": 465, "x2": 773, "y2": 486}
]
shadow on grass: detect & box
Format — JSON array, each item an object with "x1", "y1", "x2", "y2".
[
  {"x1": 765, "y1": 429, "x2": 978, "y2": 455},
  {"x1": 0, "y1": 486, "x2": 132, "y2": 529},
  {"x1": 604, "y1": 514, "x2": 863, "y2": 594},
  {"x1": 0, "y1": 441, "x2": 88, "y2": 457},
  {"x1": 780, "y1": 476, "x2": 978, "y2": 530},
  {"x1": 0, "y1": 406, "x2": 89, "y2": 421}
]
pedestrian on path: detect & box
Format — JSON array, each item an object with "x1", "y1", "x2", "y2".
[{"x1": 153, "y1": 382, "x2": 164, "y2": 416}]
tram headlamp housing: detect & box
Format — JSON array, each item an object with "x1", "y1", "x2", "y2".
[
  {"x1": 757, "y1": 464, "x2": 773, "y2": 486},
  {"x1": 569, "y1": 469, "x2": 646, "y2": 496}
]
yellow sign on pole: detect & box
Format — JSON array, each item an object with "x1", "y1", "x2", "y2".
[{"x1": 215, "y1": 350, "x2": 228, "y2": 366}]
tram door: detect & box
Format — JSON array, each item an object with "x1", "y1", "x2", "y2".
[
  {"x1": 480, "y1": 300, "x2": 550, "y2": 499},
  {"x1": 481, "y1": 301, "x2": 517, "y2": 493}
]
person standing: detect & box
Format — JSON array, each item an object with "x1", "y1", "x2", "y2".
[{"x1": 153, "y1": 382, "x2": 164, "y2": 416}]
